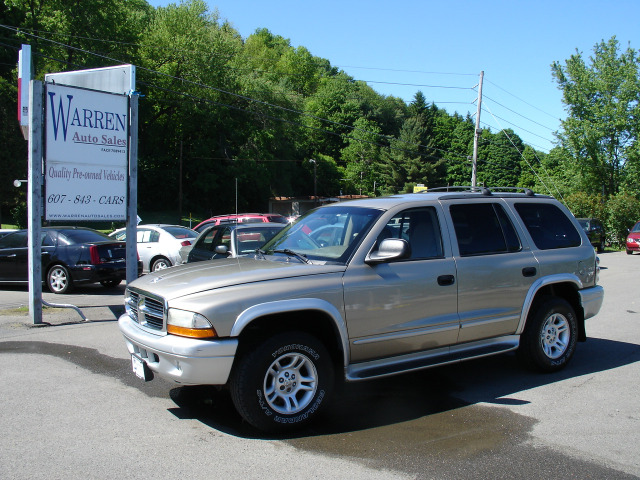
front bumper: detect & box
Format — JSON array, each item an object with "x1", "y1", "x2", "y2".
[{"x1": 118, "y1": 314, "x2": 238, "y2": 385}]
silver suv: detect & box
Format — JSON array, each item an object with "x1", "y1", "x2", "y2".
[{"x1": 119, "y1": 188, "x2": 604, "y2": 432}]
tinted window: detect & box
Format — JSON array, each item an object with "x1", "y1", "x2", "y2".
[
  {"x1": 376, "y1": 207, "x2": 443, "y2": 259},
  {"x1": 162, "y1": 226, "x2": 197, "y2": 239},
  {"x1": 0, "y1": 231, "x2": 28, "y2": 248},
  {"x1": 450, "y1": 203, "x2": 521, "y2": 256},
  {"x1": 57, "y1": 229, "x2": 111, "y2": 244},
  {"x1": 515, "y1": 203, "x2": 581, "y2": 250}
]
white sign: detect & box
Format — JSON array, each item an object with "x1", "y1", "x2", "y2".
[
  {"x1": 45, "y1": 84, "x2": 128, "y2": 221},
  {"x1": 17, "y1": 44, "x2": 31, "y2": 139}
]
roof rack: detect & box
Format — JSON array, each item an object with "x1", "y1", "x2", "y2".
[{"x1": 427, "y1": 186, "x2": 536, "y2": 196}]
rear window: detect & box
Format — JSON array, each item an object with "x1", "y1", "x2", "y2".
[
  {"x1": 515, "y1": 203, "x2": 581, "y2": 250},
  {"x1": 58, "y1": 229, "x2": 111, "y2": 244},
  {"x1": 162, "y1": 226, "x2": 197, "y2": 239}
]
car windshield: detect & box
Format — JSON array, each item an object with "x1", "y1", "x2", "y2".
[
  {"x1": 163, "y1": 226, "x2": 197, "y2": 239},
  {"x1": 262, "y1": 205, "x2": 382, "y2": 265},
  {"x1": 632, "y1": 222, "x2": 640, "y2": 233}
]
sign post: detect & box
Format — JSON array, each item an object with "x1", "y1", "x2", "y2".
[{"x1": 28, "y1": 80, "x2": 43, "y2": 324}]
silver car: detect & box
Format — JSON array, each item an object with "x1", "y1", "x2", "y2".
[
  {"x1": 119, "y1": 188, "x2": 604, "y2": 432},
  {"x1": 110, "y1": 224, "x2": 197, "y2": 272}
]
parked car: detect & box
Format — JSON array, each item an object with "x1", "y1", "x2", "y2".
[
  {"x1": 193, "y1": 213, "x2": 288, "y2": 233},
  {"x1": 186, "y1": 223, "x2": 287, "y2": 263},
  {"x1": 626, "y1": 221, "x2": 640, "y2": 254},
  {"x1": 0, "y1": 229, "x2": 18, "y2": 239},
  {"x1": 577, "y1": 218, "x2": 605, "y2": 252},
  {"x1": 0, "y1": 226, "x2": 135, "y2": 293},
  {"x1": 119, "y1": 187, "x2": 603, "y2": 432},
  {"x1": 110, "y1": 224, "x2": 197, "y2": 273}
]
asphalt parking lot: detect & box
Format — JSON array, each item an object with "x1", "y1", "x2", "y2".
[{"x1": 0, "y1": 252, "x2": 638, "y2": 479}]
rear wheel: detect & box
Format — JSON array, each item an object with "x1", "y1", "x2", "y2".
[
  {"x1": 518, "y1": 297, "x2": 577, "y2": 372},
  {"x1": 151, "y1": 257, "x2": 171, "y2": 271},
  {"x1": 230, "y1": 332, "x2": 334, "y2": 432},
  {"x1": 47, "y1": 265, "x2": 73, "y2": 294}
]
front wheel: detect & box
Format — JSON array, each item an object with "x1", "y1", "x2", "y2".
[
  {"x1": 230, "y1": 332, "x2": 334, "y2": 432},
  {"x1": 517, "y1": 297, "x2": 577, "y2": 372},
  {"x1": 47, "y1": 265, "x2": 73, "y2": 294}
]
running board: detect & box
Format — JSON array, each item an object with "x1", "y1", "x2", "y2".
[{"x1": 346, "y1": 335, "x2": 520, "y2": 381}]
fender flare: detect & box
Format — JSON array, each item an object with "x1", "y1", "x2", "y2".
[
  {"x1": 516, "y1": 273, "x2": 583, "y2": 334},
  {"x1": 231, "y1": 298, "x2": 350, "y2": 367}
]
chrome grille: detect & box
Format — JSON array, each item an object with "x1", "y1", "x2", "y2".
[{"x1": 125, "y1": 289, "x2": 165, "y2": 331}]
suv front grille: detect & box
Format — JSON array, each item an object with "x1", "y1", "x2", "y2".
[{"x1": 126, "y1": 290, "x2": 165, "y2": 330}]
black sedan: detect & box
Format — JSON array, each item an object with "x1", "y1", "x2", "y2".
[{"x1": 0, "y1": 226, "x2": 136, "y2": 294}]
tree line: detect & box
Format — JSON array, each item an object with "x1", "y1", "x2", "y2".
[{"x1": 1, "y1": 0, "x2": 639, "y2": 245}]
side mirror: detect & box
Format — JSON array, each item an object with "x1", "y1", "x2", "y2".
[
  {"x1": 215, "y1": 245, "x2": 229, "y2": 255},
  {"x1": 366, "y1": 238, "x2": 410, "y2": 264}
]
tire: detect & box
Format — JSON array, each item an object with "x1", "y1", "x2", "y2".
[
  {"x1": 47, "y1": 265, "x2": 73, "y2": 294},
  {"x1": 230, "y1": 332, "x2": 334, "y2": 432},
  {"x1": 627, "y1": 249, "x2": 633, "y2": 255},
  {"x1": 517, "y1": 297, "x2": 577, "y2": 372},
  {"x1": 151, "y1": 257, "x2": 171, "y2": 271},
  {"x1": 100, "y1": 279, "x2": 121, "y2": 288}
]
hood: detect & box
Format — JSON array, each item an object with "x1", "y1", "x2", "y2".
[{"x1": 127, "y1": 256, "x2": 346, "y2": 300}]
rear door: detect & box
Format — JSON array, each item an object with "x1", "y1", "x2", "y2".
[{"x1": 444, "y1": 200, "x2": 539, "y2": 343}]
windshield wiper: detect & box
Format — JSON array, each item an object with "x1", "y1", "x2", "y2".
[
  {"x1": 254, "y1": 248, "x2": 267, "y2": 260},
  {"x1": 273, "y1": 249, "x2": 309, "y2": 264}
]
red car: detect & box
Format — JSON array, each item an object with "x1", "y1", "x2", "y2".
[
  {"x1": 193, "y1": 213, "x2": 288, "y2": 233},
  {"x1": 626, "y1": 221, "x2": 640, "y2": 254}
]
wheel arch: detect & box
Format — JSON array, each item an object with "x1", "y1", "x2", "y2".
[
  {"x1": 231, "y1": 299, "x2": 349, "y2": 370},
  {"x1": 517, "y1": 274, "x2": 586, "y2": 341},
  {"x1": 150, "y1": 255, "x2": 171, "y2": 269}
]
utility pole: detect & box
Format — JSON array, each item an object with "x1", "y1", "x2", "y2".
[{"x1": 471, "y1": 71, "x2": 484, "y2": 189}]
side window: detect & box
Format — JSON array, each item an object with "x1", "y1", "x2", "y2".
[
  {"x1": 149, "y1": 230, "x2": 160, "y2": 242},
  {"x1": 195, "y1": 228, "x2": 219, "y2": 251},
  {"x1": 450, "y1": 203, "x2": 521, "y2": 256},
  {"x1": 514, "y1": 203, "x2": 581, "y2": 250},
  {"x1": 137, "y1": 229, "x2": 153, "y2": 243},
  {"x1": 0, "y1": 231, "x2": 28, "y2": 248},
  {"x1": 42, "y1": 231, "x2": 57, "y2": 247},
  {"x1": 376, "y1": 207, "x2": 443, "y2": 259}
]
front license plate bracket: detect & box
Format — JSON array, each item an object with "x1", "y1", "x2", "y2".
[{"x1": 131, "y1": 353, "x2": 153, "y2": 381}]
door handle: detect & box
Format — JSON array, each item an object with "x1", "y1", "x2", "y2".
[
  {"x1": 522, "y1": 267, "x2": 537, "y2": 277},
  {"x1": 437, "y1": 274, "x2": 455, "y2": 286}
]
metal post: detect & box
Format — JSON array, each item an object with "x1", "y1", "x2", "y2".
[
  {"x1": 309, "y1": 159, "x2": 317, "y2": 204},
  {"x1": 28, "y1": 80, "x2": 43, "y2": 324},
  {"x1": 126, "y1": 94, "x2": 139, "y2": 284},
  {"x1": 471, "y1": 71, "x2": 484, "y2": 188}
]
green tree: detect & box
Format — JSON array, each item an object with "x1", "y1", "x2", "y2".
[{"x1": 552, "y1": 37, "x2": 640, "y2": 196}]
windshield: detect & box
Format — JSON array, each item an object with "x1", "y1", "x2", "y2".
[{"x1": 262, "y1": 205, "x2": 382, "y2": 264}]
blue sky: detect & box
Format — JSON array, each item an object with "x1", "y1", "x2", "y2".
[{"x1": 148, "y1": 0, "x2": 639, "y2": 153}]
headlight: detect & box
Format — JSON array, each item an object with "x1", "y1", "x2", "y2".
[{"x1": 167, "y1": 308, "x2": 217, "y2": 339}]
